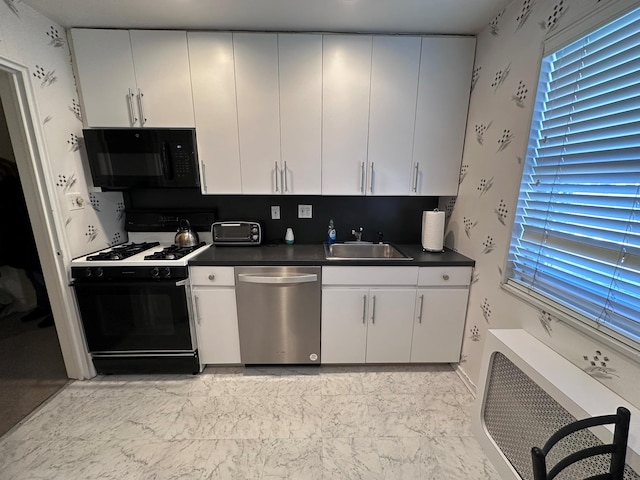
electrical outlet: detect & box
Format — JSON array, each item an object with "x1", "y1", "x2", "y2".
[
  {"x1": 298, "y1": 204, "x2": 312, "y2": 219},
  {"x1": 66, "y1": 192, "x2": 85, "y2": 211},
  {"x1": 271, "y1": 205, "x2": 281, "y2": 220}
]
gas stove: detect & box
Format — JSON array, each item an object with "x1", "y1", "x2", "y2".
[
  {"x1": 70, "y1": 209, "x2": 215, "y2": 375},
  {"x1": 71, "y1": 241, "x2": 210, "y2": 280}
]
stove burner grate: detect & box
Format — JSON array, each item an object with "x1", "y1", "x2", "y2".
[
  {"x1": 144, "y1": 242, "x2": 207, "y2": 261},
  {"x1": 86, "y1": 242, "x2": 160, "y2": 261}
]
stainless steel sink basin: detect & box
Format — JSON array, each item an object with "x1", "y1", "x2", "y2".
[{"x1": 324, "y1": 243, "x2": 413, "y2": 260}]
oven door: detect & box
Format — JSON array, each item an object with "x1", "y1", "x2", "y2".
[{"x1": 73, "y1": 279, "x2": 194, "y2": 353}]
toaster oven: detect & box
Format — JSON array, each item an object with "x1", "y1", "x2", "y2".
[{"x1": 212, "y1": 221, "x2": 262, "y2": 246}]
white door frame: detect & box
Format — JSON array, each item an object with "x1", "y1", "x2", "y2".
[{"x1": 0, "y1": 57, "x2": 94, "y2": 379}]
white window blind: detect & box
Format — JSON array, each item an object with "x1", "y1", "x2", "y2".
[{"x1": 508, "y1": 5, "x2": 640, "y2": 346}]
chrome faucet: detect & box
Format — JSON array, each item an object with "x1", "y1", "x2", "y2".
[{"x1": 351, "y1": 227, "x2": 364, "y2": 242}]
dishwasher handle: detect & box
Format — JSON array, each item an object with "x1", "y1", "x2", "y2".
[{"x1": 237, "y1": 273, "x2": 318, "y2": 284}]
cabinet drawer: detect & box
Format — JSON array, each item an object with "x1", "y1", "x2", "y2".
[
  {"x1": 417, "y1": 266, "x2": 472, "y2": 287},
  {"x1": 190, "y1": 267, "x2": 235, "y2": 286},
  {"x1": 322, "y1": 266, "x2": 418, "y2": 285}
]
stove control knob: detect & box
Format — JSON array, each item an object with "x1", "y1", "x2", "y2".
[
  {"x1": 95, "y1": 267, "x2": 104, "y2": 278},
  {"x1": 151, "y1": 267, "x2": 160, "y2": 278},
  {"x1": 251, "y1": 227, "x2": 258, "y2": 233},
  {"x1": 162, "y1": 267, "x2": 171, "y2": 278},
  {"x1": 84, "y1": 268, "x2": 92, "y2": 278},
  {"x1": 251, "y1": 234, "x2": 259, "y2": 241}
]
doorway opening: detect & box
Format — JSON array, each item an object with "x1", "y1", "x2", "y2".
[{"x1": 0, "y1": 72, "x2": 68, "y2": 437}]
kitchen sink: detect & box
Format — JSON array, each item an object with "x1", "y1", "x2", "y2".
[{"x1": 324, "y1": 243, "x2": 413, "y2": 260}]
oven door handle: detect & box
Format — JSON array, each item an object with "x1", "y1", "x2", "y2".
[{"x1": 72, "y1": 279, "x2": 188, "y2": 288}]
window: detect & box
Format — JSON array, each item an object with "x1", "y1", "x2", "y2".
[{"x1": 507, "y1": 5, "x2": 640, "y2": 348}]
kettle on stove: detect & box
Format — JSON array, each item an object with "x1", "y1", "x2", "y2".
[{"x1": 174, "y1": 219, "x2": 199, "y2": 247}]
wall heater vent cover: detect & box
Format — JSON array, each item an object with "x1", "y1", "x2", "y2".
[{"x1": 484, "y1": 352, "x2": 639, "y2": 480}]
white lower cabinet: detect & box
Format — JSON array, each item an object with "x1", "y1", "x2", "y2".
[
  {"x1": 191, "y1": 267, "x2": 241, "y2": 364},
  {"x1": 322, "y1": 288, "x2": 416, "y2": 364},
  {"x1": 322, "y1": 289, "x2": 368, "y2": 363},
  {"x1": 365, "y1": 289, "x2": 417, "y2": 363},
  {"x1": 410, "y1": 288, "x2": 469, "y2": 363},
  {"x1": 410, "y1": 266, "x2": 472, "y2": 363},
  {"x1": 321, "y1": 266, "x2": 471, "y2": 364}
]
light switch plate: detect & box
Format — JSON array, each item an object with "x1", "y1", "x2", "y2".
[
  {"x1": 298, "y1": 204, "x2": 312, "y2": 219},
  {"x1": 271, "y1": 205, "x2": 281, "y2": 220}
]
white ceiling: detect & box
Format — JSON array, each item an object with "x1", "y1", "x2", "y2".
[{"x1": 21, "y1": 0, "x2": 512, "y2": 35}]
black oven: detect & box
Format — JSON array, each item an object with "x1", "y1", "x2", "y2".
[
  {"x1": 82, "y1": 128, "x2": 199, "y2": 189},
  {"x1": 72, "y1": 269, "x2": 199, "y2": 374}
]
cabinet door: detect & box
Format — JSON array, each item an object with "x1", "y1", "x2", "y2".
[
  {"x1": 188, "y1": 32, "x2": 242, "y2": 194},
  {"x1": 322, "y1": 35, "x2": 372, "y2": 195},
  {"x1": 278, "y1": 34, "x2": 322, "y2": 195},
  {"x1": 410, "y1": 288, "x2": 469, "y2": 363},
  {"x1": 233, "y1": 33, "x2": 281, "y2": 194},
  {"x1": 367, "y1": 36, "x2": 421, "y2": 195},
  {"x1": 71, "y1": 29, "x2": 138, "y2": 127},
  {"x1": 129, "y1": 30, "x2": 195, "y2": 128},
  {"x1": 365, "y1": 289, "x2": 416, "y2": 363},
  {"x1": 193, "y1": 287, "x2": 241, "y2": 364},
  {"x1": 413, "y1": 37, "x2": 475, "y2": 196},
  {"x1": 321, "y1": 288, "x2": 368, "y2": 363}
]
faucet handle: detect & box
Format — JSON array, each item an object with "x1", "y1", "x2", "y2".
[{"x1": 377, "y1": 231, "x2": 384, "y2": 244}]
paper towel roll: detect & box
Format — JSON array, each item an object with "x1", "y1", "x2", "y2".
[{"x1": 422, "y1": 210, "x2": 445, "y2": 252}]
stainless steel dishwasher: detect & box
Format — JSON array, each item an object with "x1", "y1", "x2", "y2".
[{"x1": 235, "y1": 266, "x2": 321, "y2": 364}]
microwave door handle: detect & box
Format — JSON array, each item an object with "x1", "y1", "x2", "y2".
[{"x1": 161, "y1": 142, "x2": 174, "y2": 180}]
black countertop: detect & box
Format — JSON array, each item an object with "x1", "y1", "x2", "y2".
[{"x1": 189, "y1": 244, "x2": 474, "y2": 267}]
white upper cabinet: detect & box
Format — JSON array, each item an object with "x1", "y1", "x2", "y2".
[
  {"x1": 233, "y1": 33, "x2": 281, "y2": 195},
  {"x1": 70, "y1": 29, "x2": 138, "y2": 127},
  {"x1": 367, "y1": 36, "x2": 421, "y2": 195},
  {"x1": 129, "y1": 30, "x2": 195, "y2": 128},
  {"x1": 71, "y1": 29, "x2": 195, "y2": 128},
  {"x1": 187, "y1": 32, "x2": 242, "y2": 194},
  {"x1": 278, "y1": 34, "x2": 323, "y2": 195},
  {"x1": 412, "y1": 36, "x2": 475, "y2": 196},
  {"x1": 322, "y1": 35, "x2": 373, "y2": 195}
]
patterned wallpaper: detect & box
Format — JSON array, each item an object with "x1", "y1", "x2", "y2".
[
  {"x1": 442, "y1": 0, "x2": 640, "y2": 407},
  {"x1": 0, "y1": 0, "x2": 126, "y2": 259}
]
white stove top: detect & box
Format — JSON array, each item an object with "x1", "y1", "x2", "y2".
[{"x1": 71, "y1": 241, "x2": 210, "y2": 267}]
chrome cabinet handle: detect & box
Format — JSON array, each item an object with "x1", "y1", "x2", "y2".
[
  {"x1": 274, "y1": 161, "x2": 279, "y2": 192},
  {"x1": 369, "y1": 162, "x2": 374, "y2": 194},
  {"x1": 208, "y1": 274, "x2": 215, "y2": 281},
  {"x1": 413, "y1": 163, "x2": 419, "y2": 192},
  {"x1": 371, "y1": 295, "x2": 376, "y2": 324},
  {"x1": 137, "y1": 89, "x2": 147, "y2": 126},
  {"x1": 127, "y1": 89, "x2": 137, "y2": 125},
  {"x1": 442, "y1": 274, "x2": 450, "y2": 281},
  {"x1": 201, "y1": 163, "x2": 208, "y2": 193},
  {"x1": 194, "y1": 295, "x2": 201, "y2": 325},
  {"x1": 362, "y1": 295, "x2": 367, "y2": 324},
  {"x1": 418, "y1": 294, "x2": 424, "y2": 324},
  {"x1": 360, "y1": 162, "x2": 365, "y2": 193},
  {"x1": 284, "y1": 161, "x2": 289, "y2": 192}
]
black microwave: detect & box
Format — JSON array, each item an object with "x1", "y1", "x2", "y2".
[{"x1": 82, "y1": 128, "x2": 200, "y2": 189}]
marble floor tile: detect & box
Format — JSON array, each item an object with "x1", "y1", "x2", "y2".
[
  {"x1": 321, "y1": 394, "x2": 375, "y2": 438},
  {"x1": 421, "y1": 435, "x2": 502, "y2": 480},
  {"x1": 323, "y1": 437, "x2": 384, "y2": 479},
  {"x1": 0, "y1": 364, "x2": 500, "y2": 479}
]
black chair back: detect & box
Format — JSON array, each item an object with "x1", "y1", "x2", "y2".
[{"x1": 531, "y1": 406, "x2": 631, "y2": 480}]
